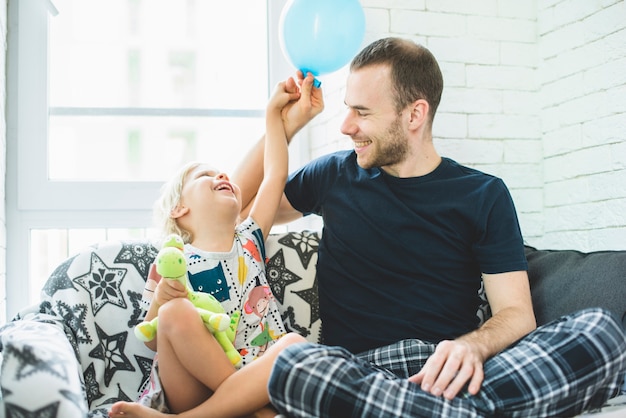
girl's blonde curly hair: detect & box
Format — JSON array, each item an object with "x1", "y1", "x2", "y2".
[{"x1": 152, "y1": 161, "x2": 201, "y2": 244}]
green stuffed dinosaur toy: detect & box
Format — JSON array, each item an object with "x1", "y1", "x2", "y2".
[{"x1": 134, "y1": 234, "x2": 242, "y2": 365}]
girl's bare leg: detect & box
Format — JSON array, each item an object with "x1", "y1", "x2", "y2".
[
  {"x1": 109, "y1": 332, "x2": 307, "y2": 418},
  {"x1": 109, "y1": 298, "x2": 236, "y2": 416},
  {"x1": 108, "y1": 404, "x2": 277, "y2": 418},
  {"x1": 156, "y1": 298, "x2": 237, "y2": 412},
  {"x1": 192, "y1": 332, "x2": 307, "y2": 417}
]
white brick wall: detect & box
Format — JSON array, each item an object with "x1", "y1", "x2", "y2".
[
  {"x1": 539, "y1": 0, "x2": 626, "y2": 250},
  {"x1": 304, "y1": 0, "x2": 626, "y2": 251}
]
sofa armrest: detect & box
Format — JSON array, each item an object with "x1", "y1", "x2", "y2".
[{"x1": 0, "y1": 316, "x2": 87, "y2": 417}]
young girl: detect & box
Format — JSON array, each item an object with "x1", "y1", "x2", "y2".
[{"x1": 109, "y1": 75, "x2": 316, "y2": 418}]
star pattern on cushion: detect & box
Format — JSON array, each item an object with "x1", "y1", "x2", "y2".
[
  {"x1": 88, "y1": 324, "x2": 135, "y2": 387},
  {"x1": 4, "y1": 401, "x2": 60, "y2": 418},
  {"x1": 280, "y1": 306, "x2": 311, "y2": 338},
  {"x1": 266, "y1": 249, "x2": 302, "y2": 304},
  {"x1": 134, "y1": 354, "x2": 154, "y2": 392},
  {"x1": 98, "y1": 383, "x2": 134, "y2": 406},
  {"x1": 6, "y1": 344, "x2": 69, "y2": 382},
  {"x1": 127, "y1": 289, "x2": 145, "y2": 327},
  {"x1": 291, "y1": 276, "x2": 320, "y2": 326},
  {"x1": 83, "y1": 363, "x2": 105, "y2": 403},
  {"x1": 114, "y1": 242, "x2": 159, "y2": 278},
  {"x1": 61, "y1": 388, "x2": 88, "y2": 415},
  {"x1": 43, "y1": 254, "x2": 79, "y2": 297},
  {"x1": 54, "y1": 300, "x2": 92, "y2": 344},
  {"x1": 39, "y1": 300, "x2": 53, "y2": 315},
  {"x1": 74, "y1": 252, "x2": 128, "y2": 315},
  {"x1": 90, "y1": 408, "x2": 112, "y2": 418},
  {"x1": 277, "y1": 231, "x2": 319, "y2": 269}
]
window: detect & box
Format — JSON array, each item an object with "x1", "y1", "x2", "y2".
[
  {"x1": 47, "y1": 0, "x2": 270, "y2": 182},
  {"x1": 6, "y1": 0, "x2": 295, "y2": 317}
]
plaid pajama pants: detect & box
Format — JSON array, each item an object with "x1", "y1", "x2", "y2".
[{"x1": 268, "y1": 308, "x2": 626, "y2": 417}]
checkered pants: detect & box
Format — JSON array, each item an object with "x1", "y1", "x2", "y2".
[{"x1": 268, "y1": 308, "x2": 626, "y2": 417}]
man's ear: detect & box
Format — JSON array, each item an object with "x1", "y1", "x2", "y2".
[
  {"x1": 407, "y1": 99, "x2": 429, "y2": 129},
  {"x1": 170, "y1": 204, "x2": 189, "y2": 219}
]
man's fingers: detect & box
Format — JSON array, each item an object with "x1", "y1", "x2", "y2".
[
  {"x1": 442, "y1": 361, "x2": 475, "y2": 400},
  {"x1": 430, "y1": 352, "x2": 463, "y2": 396},
  {"x1": 408, "y1": 370, "x2": 424, "y2": 384},
  {"x1": 418, "y1": 341, "x2": 452, "y2": 393},
  {"x1": 295, "y1": 69, "x2": 305, "y2": 85},
  {"x1": 299, "y1": 73, "x2": 314, "y2": 99},
  {"x1": 417, "y1": 340, "x2": 485, "y2": 399},
  {"x1": 467, "y1": 363, "x2": 484, "y2": 395}
]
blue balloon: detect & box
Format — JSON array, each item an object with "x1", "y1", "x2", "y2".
[{"x1": 279, "y1": 0, "x2": 366, "y2": 80}]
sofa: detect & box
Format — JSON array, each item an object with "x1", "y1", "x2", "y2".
[{"x1": 0, "y1": 230, "x2": 624, "y2": 417}]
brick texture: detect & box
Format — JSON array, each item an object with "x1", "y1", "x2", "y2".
[{"x1": 307, "y1": 0, "x2": 626, "y2": 251}]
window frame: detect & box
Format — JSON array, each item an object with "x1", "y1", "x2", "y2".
[{"x1": 6, "y1": 0, "x2": 294, "y2": 318}]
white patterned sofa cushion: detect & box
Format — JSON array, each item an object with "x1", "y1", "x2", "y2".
[
  {"x1": 0, "y1": 232, "x2": 323, "y2": 417},
  {"x1": 0, "y1": 240, "x2": 159, "y2": 417}
]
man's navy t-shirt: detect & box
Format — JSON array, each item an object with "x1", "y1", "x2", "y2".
[{"x1": 284, "y1": 151, "x2": 528, "y2": 354}]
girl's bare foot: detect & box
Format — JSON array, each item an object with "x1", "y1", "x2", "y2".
[
  {"x1": 246, "y1": 405, "x2": 279, "y2": 418},
  {"x1": 109, "y1": 401, "x2": 172, "y2": 418}
]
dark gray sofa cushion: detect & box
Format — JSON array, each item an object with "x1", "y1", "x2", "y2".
[{"x1": 524, "y1": 245, "x2": 626, "y2": 329}]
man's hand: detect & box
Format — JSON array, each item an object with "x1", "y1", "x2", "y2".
[
  {"x1": 408, "y1": 339, "x2": 485, "y2": 400},
  {"x1": 409, "y1": 271, "x2": 536, "y2": 400},
  {"x1": 282, "y1": 71, "x2": 324, "y2": 140}
]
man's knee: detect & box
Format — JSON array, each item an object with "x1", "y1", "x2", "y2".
[
  {"x1": 572, "y1": 307, "x2": 625, "y2": 341},
  {"x1": 268, "y1": 343, "x2": 352, "y2": 401},
  {"x1": 269, "y1": 342, "x2": 322, "y2": 391}
]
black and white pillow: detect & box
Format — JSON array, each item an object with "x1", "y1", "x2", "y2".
[{"x1": 266, "y1": 230, "x2": 322, "y2": 344}]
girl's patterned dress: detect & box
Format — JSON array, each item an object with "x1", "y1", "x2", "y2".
[{"x1": 137, "y1": 217, "x2": 286, "y2": 411}]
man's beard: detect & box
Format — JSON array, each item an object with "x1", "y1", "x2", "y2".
[{"x1": 357, "y1": 116, "x2": 408, "y2": 169}]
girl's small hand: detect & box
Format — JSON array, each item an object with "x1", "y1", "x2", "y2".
[
  {"x1": 153, "y1": 278, "x2": 188, "y2": 307},
  {"x1": 267, "y1": 77, "x2": 303, "y2": 114}
]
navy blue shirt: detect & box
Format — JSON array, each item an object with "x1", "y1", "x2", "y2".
[{"x1": 285, "y1": 151, "x2": 528, "y2": 353}]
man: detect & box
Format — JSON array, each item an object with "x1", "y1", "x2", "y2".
[
  {"x1": 237, "y1": 37, "x2": 626, "y2": 417},
  {"x1": 111, "y1": 37, "x2": 625, "y2": 418}
]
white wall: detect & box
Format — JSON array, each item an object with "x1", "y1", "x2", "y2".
[
  {"x1": 306, "y1": 0, "x2": 626, "y2": 252},
  {"x1": 538, "y1": 0, "x2": 626, "y2": 250}
]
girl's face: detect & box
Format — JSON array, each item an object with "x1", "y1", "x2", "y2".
[{"x1": 179, "y1": 164, "x2": 242, "y2": 217}]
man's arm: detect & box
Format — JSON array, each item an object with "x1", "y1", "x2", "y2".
[
  {"x1": 409, "y1": 270, "x2": 536, "y2": 399},
  {"x1": 233, "y1": 72, "x2": 324, "y2": 221}
]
